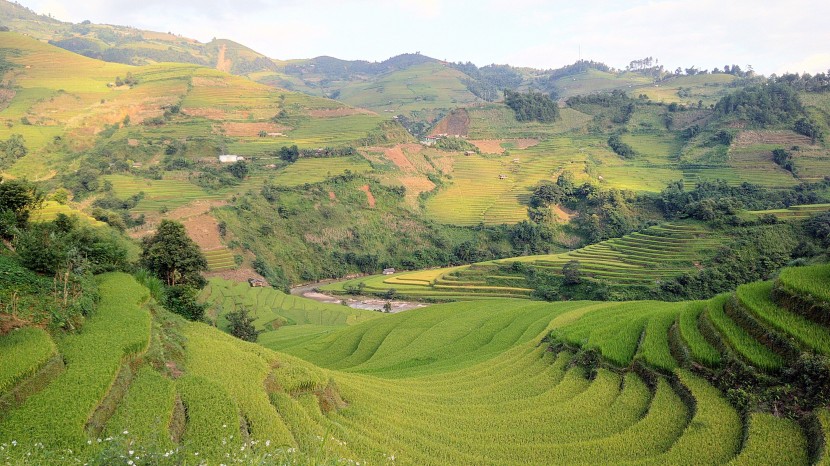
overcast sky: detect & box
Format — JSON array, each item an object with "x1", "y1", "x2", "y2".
[{"x1": 19, "y1": 0, "x2": 830, "y2": 75}]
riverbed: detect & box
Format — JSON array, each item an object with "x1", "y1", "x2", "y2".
[{"x1": 290, "y1": 282, "x2": 429, "y2": 313}]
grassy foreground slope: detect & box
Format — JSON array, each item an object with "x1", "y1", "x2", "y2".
[
  {"x1": 3, "y1": 265, "x2": 830, "y2": 463},
  {"x1": 282, "y1": 264, "x2": 830, "y2": 464}
]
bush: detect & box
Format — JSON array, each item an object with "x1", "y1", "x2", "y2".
[
  {"x1": 607, "y1": 134, "x2": 636, "y2": 158},
  {"x1": 164, "y1": 285, "x2": 207, "y2": 321}
]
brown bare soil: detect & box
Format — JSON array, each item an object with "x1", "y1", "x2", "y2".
[
  {"x1": 205, "y1": 266, "x2": 265, "y2": 283},
  {"x1": 551, "y1": 204, "x2": 577, "y2": 222},
  {"x1": 215, "y1": 44, "x2": 232, "y2": 74},
  {"x1": 183, "y1": 107, "x2": 231, "y2": 120},
  {"x1": 399, "y1": 176, "x2": 436, "y2": 206},
  {"x1": 307, "y1": 107, "x2": 376, "y2": 117},
  {"x1": 734, "y1": 130, "x2": 814, "y2": 148},
  {"x1": 329, "y1": 191, "x2": 337, "y2": 200},
  {"x1": 191, "y1": 76, "x2": 231, "y2": 88},
  {"x1": 369, "y1": 144, "x2": 422, "y2": 171},
  {"x1": 217, "y1": 122, "x2": 291, "y2": 137},
  {"x1": 513, "y1": 138, "x2": 540, "y2": 149},
  {"x1": 469, "y1": 138, "x2": 540, "y2": 154},
  {"x1": 359, "y1": 185, "x2": 376, "y2": 208},
  {"x1": 430, "y1": 108, "x2": 470, "y2": 137},
  {"x1": 469, "y1": 140, "x2": 504, "y2": 154},
  {"x1": 183, "y1": 214, "x2": 223, "y2": 250}
]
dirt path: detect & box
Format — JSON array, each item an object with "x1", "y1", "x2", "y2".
[{"x1": 359, "y1": 185, "x2": 376, "y2": 208}]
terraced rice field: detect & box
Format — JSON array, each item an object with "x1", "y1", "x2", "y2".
[
  {"x1": 501, "y1": 222, "x2": 723, "y2": 285},
  {"x1": 3, "y1": 265, "x2": 830, "y2": 463},
  {"x1": 199, "y1": 278, "x2": 380, "y2": 346},
  {"x1": 103, "y1": 174, "x2": 225, "y2": 213},
  {"x1": 326, "y1": 222, "x2": 725, "y2": 300},
  {"x1": 744, "y1": 203, "x2": 830, "y2": 221},
  {"x1": 201, "y1": 248, "x2": 236, "y2": 272},
  {"x1": 29, "y1": 201, "x2": 106, "y2": 226}
]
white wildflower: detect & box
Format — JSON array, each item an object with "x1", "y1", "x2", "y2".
[{"x1": 265, "y1": 440, "x2": 270, "y2": 447}]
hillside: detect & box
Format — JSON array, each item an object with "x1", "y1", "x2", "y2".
[{"x1": 3, "y1": 263, "x2": 830, "y2": 463}]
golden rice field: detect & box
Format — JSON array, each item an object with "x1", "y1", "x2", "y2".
[{"x1": 2, "y1": 262, "x2": 830, "y2": 464}]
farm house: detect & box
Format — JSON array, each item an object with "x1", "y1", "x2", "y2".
[{"x1": 219, "y1": 154, "x2": 245, "y2": 163}]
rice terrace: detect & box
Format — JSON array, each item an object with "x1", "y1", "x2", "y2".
[{"x1": 2, "y1": 0, "x2": 830, "y2": 464}]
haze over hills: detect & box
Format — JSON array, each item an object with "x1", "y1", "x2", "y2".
[{"x1": 1, "y1": 1, "x2": 830, "y2": 464}]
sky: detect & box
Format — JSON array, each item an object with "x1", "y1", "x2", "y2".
[{"x1": 18, "y1": 0, "x2": 830, "y2": 75}]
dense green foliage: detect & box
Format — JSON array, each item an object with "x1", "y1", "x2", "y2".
[
  {"x1": 607, "y1": 134, "x2": 636, "y2": 158},
  {"x1": 714, "y1": 82, "x2": 808, "y2": 127},
  {"x1": 503, "y1": 89, "x2": 560, "y2": 122},
  {"x1": 140, "y1": 220, "x2": 207, "y2": 287},
  {"x1": 0, "y1": 178, "x2": 42, "y2": 238}
]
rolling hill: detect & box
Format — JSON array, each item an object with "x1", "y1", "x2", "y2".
[{"x1": 3, "y1": 264, "x2": 830, "y2": 464}]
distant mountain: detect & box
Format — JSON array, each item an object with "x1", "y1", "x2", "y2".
[{"x1": 0, "y1": 0, "x2": 759, "y2": 116}]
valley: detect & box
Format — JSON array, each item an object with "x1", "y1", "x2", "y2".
[{"x1": 1, "y1": 1, "x2": 830, "y2": 464}]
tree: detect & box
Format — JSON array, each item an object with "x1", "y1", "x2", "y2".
[
  {"x1": 140, "y1": 220, "x2": 207, "y2": 287},
  {"x1": 562, "y1": 260, "x2": 582, "y2": 285},
  {"x1": 0, "y1": 134, "x2": 27, "y2": 168},
  {"x1": 227, "y1": 160, "x2": 248, "y2": 179},
  {"x1": 278, "y1": 145, "x2": 300, "y2": 163},
  {"x1": 226, "y1": 305, "x2": 260, "y2": 342},
  {"x1": 0, "y1": 178, "x2": 43, "y2": 239},
  {"x1": 383, "y1": 302, "x2": 392, "y2": 313}
]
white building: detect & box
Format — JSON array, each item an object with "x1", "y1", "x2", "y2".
[{"x1": 219, "y1": 155, "x2": 244, "y2": 163}]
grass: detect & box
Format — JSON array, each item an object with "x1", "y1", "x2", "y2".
[
  {"x1": 0, "y1": 273, "x2": 151, "y2": 449},
  {"x1": 737, "y1": 281, "x2": 830, "y2": 356},
  {"x1": 103, "y1": 366, "x2": 176, "y2": 452},
  {"x1": 0, "y1": 327, "x2": 55, "y2": 394},
  {"x1": 29, "y1": 201, "x2": 106, "y2": 227},
  {"x1": 706, "y1": 294, "x2": 783, "y2": 371},
  {"x1": 199, "y1": 278, "x2": 380, "y2": 346},
  {"x1": 728, "y1": 413, "x2": 808, "y2": 465},
  {"x1": 4, "y1": 267, "x2": 830, "y2": 463},
  {"x1": 777, "y1": 263, "x2": 830, "y2": 304},
  {"x1": 678, "y1": 301, "x2": 722, "y2": 366}
]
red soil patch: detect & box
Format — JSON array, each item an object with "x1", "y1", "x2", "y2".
[
  {"x1": 183, "y1": 214, "x2": 224, "y2": 250},
  {"x1": 217, "y1": 122, "x2": 291, "y2": 137},
  {"x1": 469, "y1": 140, "x2": 504, "y2": 154},
  {"x1": 370, "y1": 144, "x2": 421, "y2": 172},
  {"x1": 430, "y1": 108, "x2": 470, "y2": 137},
  {"x1": 468, "y1": 138, "x2": 540, "y2": 154},
  {"x1": 307, "y1": 107, "x2": 376, "y2": 117},
  {"x1": 359, "y1": 185, "x2": 376, "y2": 208},
  {"x1": 329, "y1": 191, "x2": 337, "y2": 200},
  {"x1": 513, "y1": 138, "x2": 541, "y2": 149},
  {"x1": 734, "y1": 130, "x2": 814, "y2": 148},
  {"x1": 551, "y1": 204, "x2": 577, "y2": 222}
]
